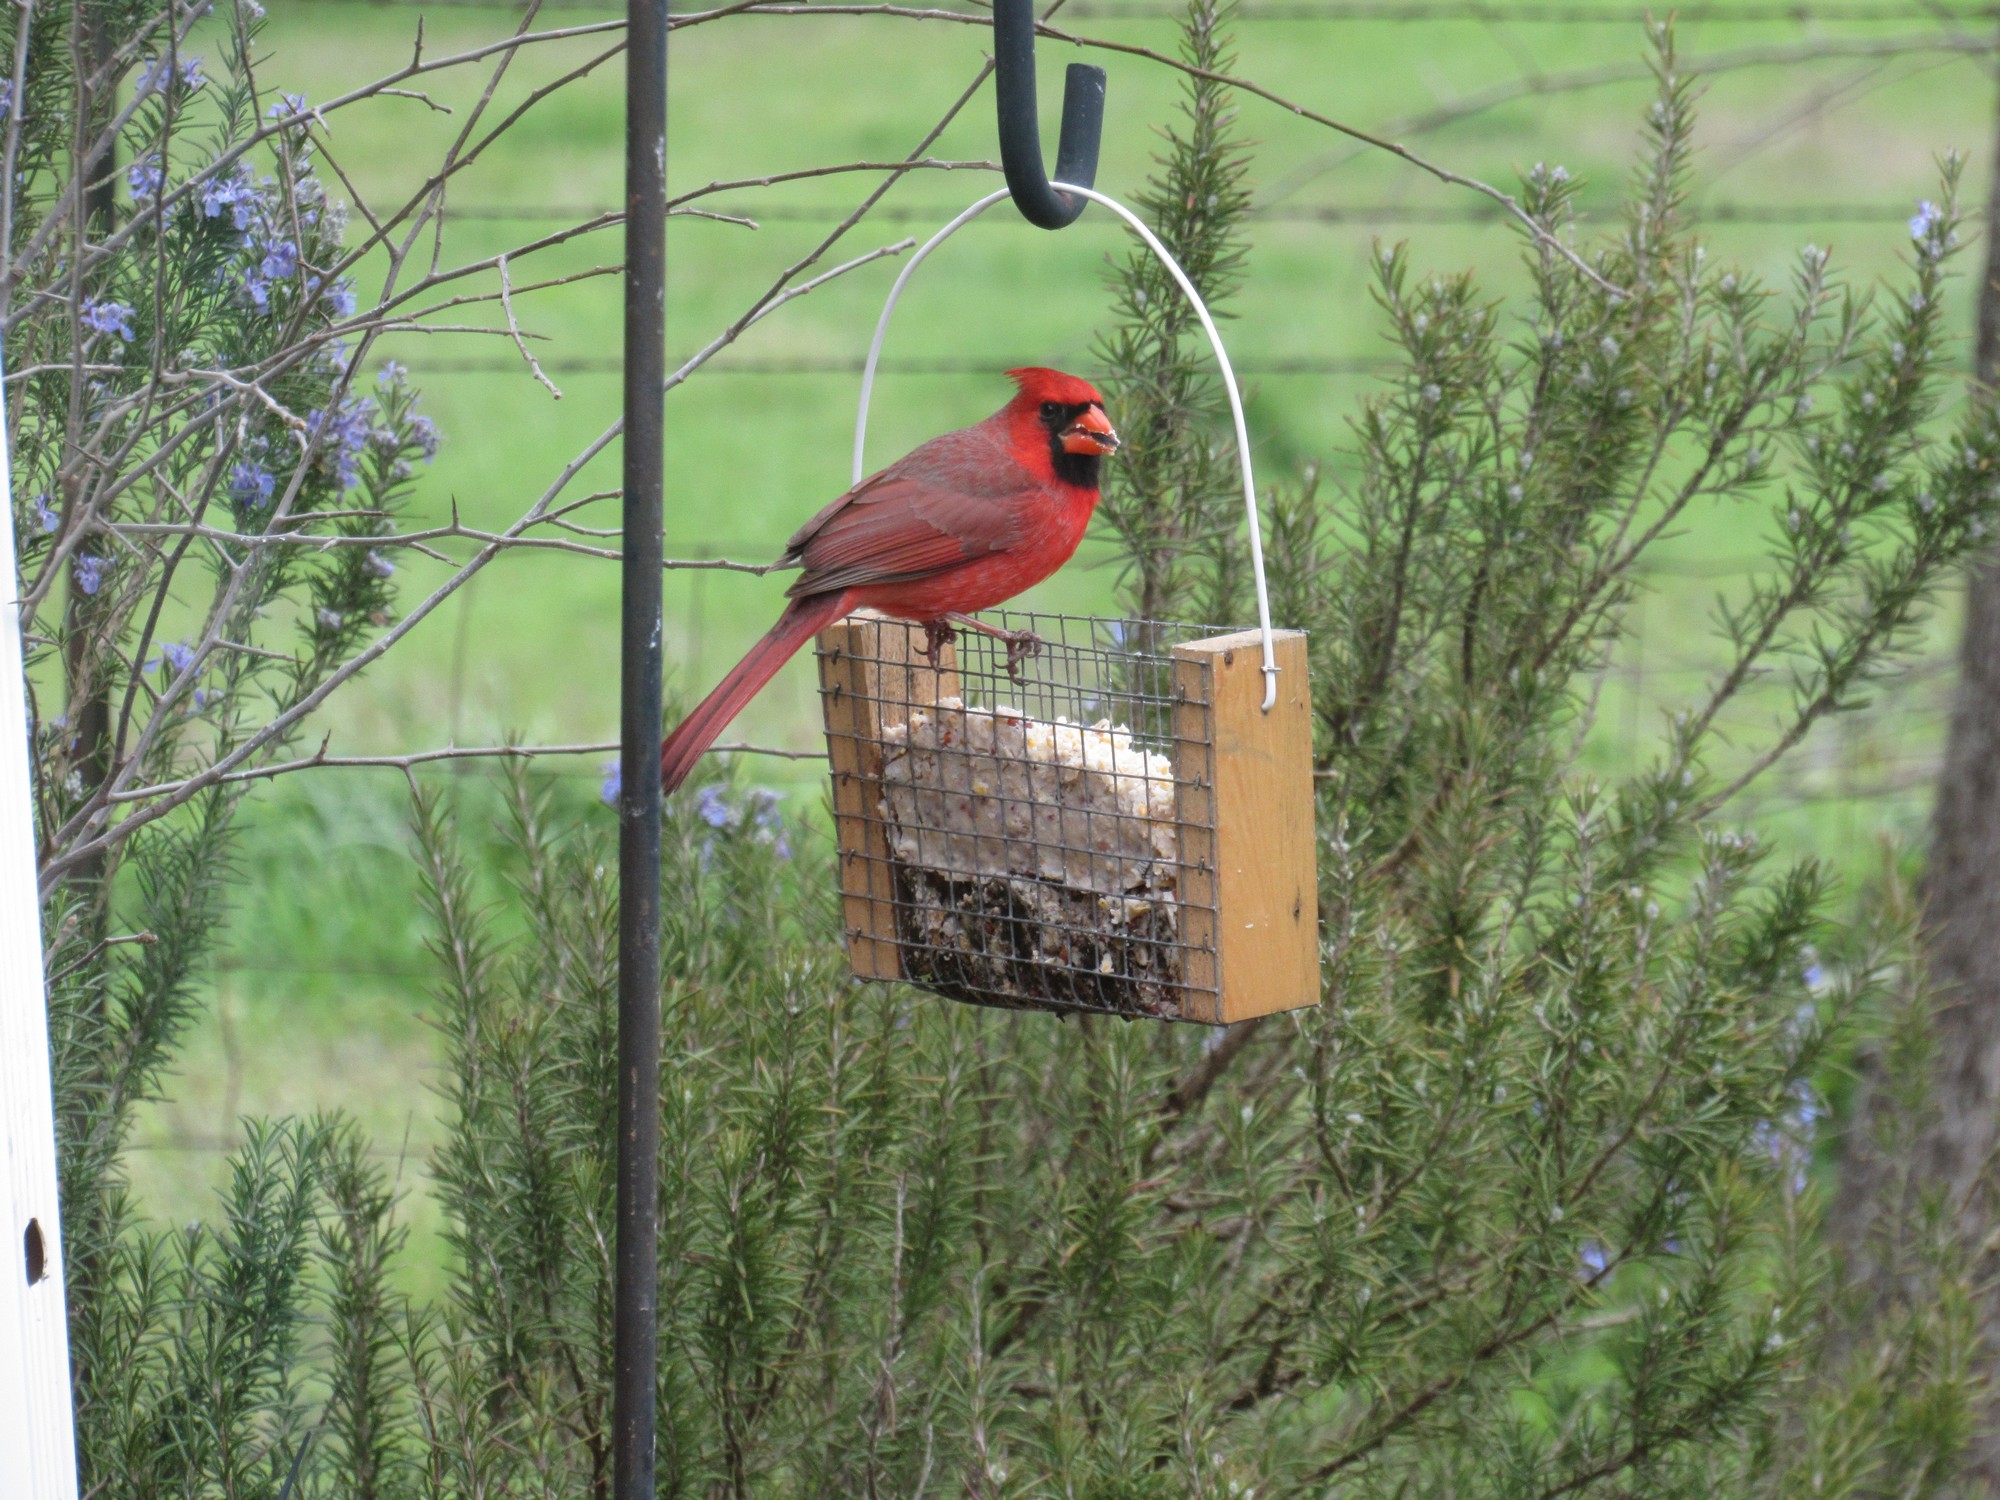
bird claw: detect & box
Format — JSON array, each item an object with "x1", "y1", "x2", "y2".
[
  {"x1": 921, "y1": 618, "x2": 957, "y2": 672},
  {"x1": 1000, "y1": 629, "x2": 1044, "y2": 680}
]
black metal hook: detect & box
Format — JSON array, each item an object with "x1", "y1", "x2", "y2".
[{"x1": 993, "y1": 0, "x2": 1106, "y2": 230}]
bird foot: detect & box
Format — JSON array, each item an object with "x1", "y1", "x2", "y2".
[
  {"x1": 944, "y1": 612, "x2": 1044, "y2": 680},
  {"x1": 1000, "y1": 629, "x2": 1044, "y2": 680},
  {"x1": 921, "y1": 618, "x2": 956, "y2": 672}
]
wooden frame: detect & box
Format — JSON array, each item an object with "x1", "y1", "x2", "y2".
[
  {"x1": 817, "y1": 611, "x2": 958, "y2": 983},
  {"x1": 816, "y1": 612, "x2": 1319, "y2": 1025}
]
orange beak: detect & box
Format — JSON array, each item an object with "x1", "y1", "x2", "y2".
[{"x1": 1060, "y1": 404, "x2": 1121, "y2": 456}]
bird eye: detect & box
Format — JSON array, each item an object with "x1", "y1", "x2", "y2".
[{"x1": 1040, "y1": 402, "x2": 1060, "y2": 419}]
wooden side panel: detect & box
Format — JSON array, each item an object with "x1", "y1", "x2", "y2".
[
  {"x1": 1173, "y1": 629, "x2": 1319, "y2": 1023},
  {"x1": 817, "y1": 613, "x2": 956, "y2": 982}
]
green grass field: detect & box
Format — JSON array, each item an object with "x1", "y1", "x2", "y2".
[{"x1": 124, "y1": 0, "x2": 1997, "y2": 1271}]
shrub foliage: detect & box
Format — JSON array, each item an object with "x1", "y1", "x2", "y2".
[{"x1": 17, "y1": 3, "x2": 1999, "y2": 1495}]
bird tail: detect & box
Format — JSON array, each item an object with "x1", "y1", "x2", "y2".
[{"x1": 660, "y1": 590, "x2": 851, "y2": 794}]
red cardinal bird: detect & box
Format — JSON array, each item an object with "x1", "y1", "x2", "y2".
[{"x1": 659, "y1": 367, "x2": 1120, "y2": 793}]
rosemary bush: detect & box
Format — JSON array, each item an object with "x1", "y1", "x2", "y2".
[
  {"x1": 5, "y1": 3, "x2": 435, "y2": 1490},
  {"x1": 16, "y1": 1, "x2": 2000, "y2": 1494}
]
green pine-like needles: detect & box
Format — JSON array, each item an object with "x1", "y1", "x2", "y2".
[{"x1": 27, "y1": 5, "x2": 2000, "y2": 1495}]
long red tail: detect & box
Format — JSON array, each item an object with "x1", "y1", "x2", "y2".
[{"x1": 660, "y1": 590, "x2": 852, "y2": 794}]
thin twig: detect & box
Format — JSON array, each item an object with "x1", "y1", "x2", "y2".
[
  {"x1": 1265, "y1": 30, "x2": 1999, "y2": 206},
  {"x1": 498, "y1": 252, "x2": 562, "y2": 397},
  {"x1": 102, "y1": 516, "x2": 776, "y2": 571},
  {"x1": 710, "y1": 1, "x2": 1631, "y2": 294},
  {"x1": 110, "y1": 737, "x2": 826, "y2": 803}
]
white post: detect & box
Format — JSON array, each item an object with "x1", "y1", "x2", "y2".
[{"x1": 0, "y1": 362, "x2": 81, "y2": 1494}]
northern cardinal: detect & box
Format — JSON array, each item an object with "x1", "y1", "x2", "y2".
[{"x1": 659, "y1": 367, "x2": 1120, "y2": 793}]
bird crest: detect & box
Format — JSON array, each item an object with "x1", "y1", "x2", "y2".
[{"x1": 1005, "y1": 367, "x2": 1105, "y2": 408}]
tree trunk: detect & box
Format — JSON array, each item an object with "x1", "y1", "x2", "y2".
[
  {"x1": 1831, "y1": 60, "x2": 2000, "y2": 1481},
  {"x1": 61, "y1": 6, "x2": 117, "y2": 890}
]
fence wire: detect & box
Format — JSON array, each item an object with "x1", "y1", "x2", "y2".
[
  {"x1": 130, "y1": 0, "x2": 1983, "y2": 1162},
  {"x1": 458, "y1": 200, "x2": 1931, "y2": 225},
  {"x1": 292, "y1": 0, "x2": 2000, "y2": 18}
]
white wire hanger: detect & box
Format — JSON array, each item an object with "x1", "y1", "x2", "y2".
[{"x1": 850, "y1": 186, "x2": 1282, "y2": 714}]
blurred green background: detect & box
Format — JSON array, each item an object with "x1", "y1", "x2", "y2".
[{"x1": 128, "y1": 0, "x2": 1995, "y2": 1288}]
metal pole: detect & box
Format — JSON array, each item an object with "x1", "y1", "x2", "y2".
[{"x1": 614, "y1": 0, "x2": 666, "y2": 1493}]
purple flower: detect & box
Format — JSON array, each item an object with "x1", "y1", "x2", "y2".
[
  {"x1": 149, "y1": 640, "x2": 196, "y2": 676},
  {"x1": 315, "y1": 607, "x2": 344, "y2": 632},
  {"x1": 1910, "y1": 200, "x2": 1940, "y2": 242},
  {"x1": 409, "y1": 414, "x2": 439, "y2": 461},
  {"x1": 1791, "y1": 1082, "x2": 1821, "y2": 1135},
  {"x1": 695, "y1": 785, "x2": 732, "y2": 829},
  {"x1": 306, "y1": 399, "x2": 373, "y2": 490},
  {"x1": 377, "y1": 361, "x2": 407, "y2": 385},
  {"x1": 688, "y1": 784, "x2": 792, "y2": 859},
  {"x1": 0, "y1": 81, "x2": 14, "y2": 121},
  {"x1": 135, "y1": 55, "x2": 203, "y2": 95},
  {"x1": 127, "y1": 156, "x2": 163, "y2": 201},
  {"x1": 318, "y1": 338, "x2": 352, "y2": 378},
  {"x1": 80, "y1": 297, "x2": 134, "y2": 342},
  {"x1": 73, "y1": 555, "x2": 106, "y2": 596},
  {"x1": 228, "y1": 461, "x2": 275, "y2": 509},
  {"x1": 268, "y1": 92, "x2": 309, "y2": 123},
  {"x1": 259, "y1": 238, "x2": 298, "y2": 280},
  {"x1": 241, "y1": 272, "x2": 270, "y2": 312},
  {"x1": 199, "y1": 166, "x2": 256, "y2": 231},
  {"x1": 600, "y1": 760, "x2": 622, "y2": 807},
  {"x1": 1752, "y1": 1089, "x2": 1816, "y2": 1197},
  {"x1": 304, "y1": 275, "x2": 355, "y2": 320},
  {"x1": 747, "y1": 788, "x2": 792, "y2": 857},
  {"x1": 1579, "y1": 1240, "x2": 1609, "y2": 1278},
  {"x1": 32, "y1": 494, "x2": 57, "y2": 533},
  {"x1": 362, "y1": 549, "x2": 395, "y2": 579}
]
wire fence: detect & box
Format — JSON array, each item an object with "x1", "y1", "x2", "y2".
[
  {"x1": 288, "y1": 0, "x2": 2000, "y2": 18},
  {"x1": 458, "y1": 200, "x2": 1931, "y2": 224},
  {"x1": 122, "y1": 0, "x2": 1986, "y2": 1168}
]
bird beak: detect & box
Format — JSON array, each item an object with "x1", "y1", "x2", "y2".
[{"x1": 1060, "y1": 405, "x2": 1121, "y2": 456}]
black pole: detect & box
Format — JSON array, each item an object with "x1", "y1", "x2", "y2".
[{"x1": 614, "y1": 0, "x2": 666, "y2": 1494}]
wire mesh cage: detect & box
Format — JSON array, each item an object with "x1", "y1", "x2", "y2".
[{"x1": 815, "y1": 608, "x2": 1318, "y2": 1024}]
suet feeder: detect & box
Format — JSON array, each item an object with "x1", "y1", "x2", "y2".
[{"x1": 812, "y1": 0, "x2": 1320, "y2": 1024}]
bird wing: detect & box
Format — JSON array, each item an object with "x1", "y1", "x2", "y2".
[{"x1": 781, "y1": 424, "x2": 1036, "y2": 598}]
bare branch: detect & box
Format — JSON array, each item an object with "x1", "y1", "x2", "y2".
[
  {"x1": 37, "y1": 414, "x2": 626, "y2": 889},
  {"x1": 497, "y1": 252, "x2": 562, "y2": 398},
  {"x1": 101, "y1": 516, "x2": 777, "y2": 573},
  {"x1": 110, "y1": 737, "x2": 826, "y2": 803},
  {"x1": 686, "y1": 2, "x2": 1630, "y2": 293},
  {"x1": 668, "y1": 156, "x2": 1000, "y2": 210},
  {"x1": 1262, "y1": 29, "x2": 1997, "y2": 208}
]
